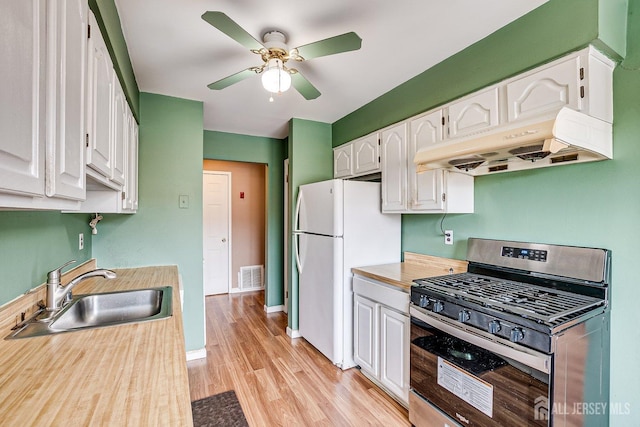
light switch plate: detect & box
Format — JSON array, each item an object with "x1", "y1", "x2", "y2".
[{"x1": 179, "y1": 195, "x2": 189, "y2": 209}]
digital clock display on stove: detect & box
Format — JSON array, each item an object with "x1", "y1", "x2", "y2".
[{"x1": 501, "y1": 246, "x2": 547, "y2": 262}]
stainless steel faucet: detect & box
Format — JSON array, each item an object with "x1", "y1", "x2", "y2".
[{"x1": 45, "y1": 260, "x2": 116, "y2": 311}]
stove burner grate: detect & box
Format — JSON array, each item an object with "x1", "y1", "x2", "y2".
[{"x1": 414, "y1": 272, "x2": 604, "y2": 324}]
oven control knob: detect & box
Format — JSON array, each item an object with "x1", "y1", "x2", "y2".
[
  {"x1": 488, "y1": 320, "x2": 501, "y2": 334},
  {"x1": 419, "y1": 295, "x2": 429, "y2": 308},
  {"x1": 458, "y1": 310, "x2": 470, "y2": 323},
  {"x1": 432, "y1": 301, "x2": 444, "y2": 313},
  {"x1": 510, "y1": 327, "x2": 525, "y2": 343}
]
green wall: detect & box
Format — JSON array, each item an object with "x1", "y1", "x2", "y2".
[
  {"x1": 92, "y1": 93, "x2": 205, "y2": 352},
  {"x1": 332, "y1": 0, "x2": 637, "y2": 424},
  {"x1": 287, "y1": 118, "x2": 333, "y2": 330},
  {"x1": 333, "y1": 0, "x2": 623, "y2": 146},
  {"x1": 0, "y1": 212, "x2": 92, "y2": 304},
  {"x1": 203, "y1": 131, "x2": 286, "y2": 307}
]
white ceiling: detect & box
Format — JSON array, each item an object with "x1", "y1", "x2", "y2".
[{"x1": 115, "y1": 0, "x2": 548, "y2": 139}]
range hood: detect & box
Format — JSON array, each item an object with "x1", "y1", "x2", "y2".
[{"x1": 414, "y1": 107, "x2": 612, "y2": 176}]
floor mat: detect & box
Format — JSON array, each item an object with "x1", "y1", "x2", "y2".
[{"x1": 191, "y1": 390, "x2": 249, "y2": 427}]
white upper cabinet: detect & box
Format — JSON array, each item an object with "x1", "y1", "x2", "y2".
[
  {"x1": 408, "y1": 110, "x2": 444, "y2": 211},
  {"x1": 381, "y1": 115, "x2": 474, "y2": 214},
  {"x1": 86, "y1": 11, "x2": 114, "y2": 181},
  {"x1": 381, "y1": 123, "x2": 407, "y2": 213},
  {"x1": 448, "y1": 87, "x2": 500, "y2": 139},
  {"x1": 333, "y1": 143, "x2": 352, "y2": 178},
  {"x1": 506, "y1": 55, "x2": 581, "y2": 122},
  {"x1": 353, "y1": 134, "x2": 380, "y2": 176},
  {"x1": 123, "y1": 108, "x2": 138, "y2": 212},
  {"x1": 0, "y1": 0, "x2": 87, "y2": 209},
  {"x1": 333, "y1": 132, "x2": 380, "y2": 179},
  {"x1": 505, "y1": 47, "x2": 614, "y2": 125},
  {"x1": 0, "y1": 0, "x2": 46, "y2": 197},
  {"x1": 112, "y1": 76, "x2": 127, "y2": 186},
  {"x1": 46, "y1": 0, "x2": 88, "y2": 201},
  {"x1": 75, "y1": 11, "x2": 139, "y2": 214}
]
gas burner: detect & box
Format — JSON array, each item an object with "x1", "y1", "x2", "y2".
[{"x1": 414, "y1": 272, "x2": 604, "y2": 325}]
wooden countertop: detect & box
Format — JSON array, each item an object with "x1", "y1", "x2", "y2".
[
  {"x1": 0, "y1": 265, "x2": 193, "y2": 427},
  {"x1": 352, "y1": 252, "x2": 468, "y2": 291}
]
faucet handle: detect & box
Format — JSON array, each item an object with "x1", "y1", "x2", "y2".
[{"x1": 47, "y1": 260, "x2": 76, "y2": 285}]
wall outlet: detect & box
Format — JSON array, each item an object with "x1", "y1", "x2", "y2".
[
  {"x1": 444, "y1": 230, "x2": 453, "y2": 245},
  {"x1": 78, "y1": 233, "x2": 84, "y2": 250}
]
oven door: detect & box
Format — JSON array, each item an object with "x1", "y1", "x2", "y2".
[{"x1": 410, "y1": 306, "x2": 551, "y2": 427}]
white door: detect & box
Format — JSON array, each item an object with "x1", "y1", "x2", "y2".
[
  {"x1": 408, "y1": 111, "x2": 444, "y2": 211},
  {"x1": 381, "y1": 123, "x2": 407, "y2": 213},
  {"x1": 203, "y1": 171, "x2": 231, "y2": 295},
  {"x1": 86, "y1": 12, "x2": 113, "y2": 178},
  {"x1": 0, "y1": 0, "x2": 45, "y2": 197},
  {"x1": 353, "y1": 133, "x2": 380, "y2": 175},
  {"x1": 296, "y1": 179, "x2": 342, "y2": 236},
  {"x1": 353, "y1": 295, "x2": 378, "y2": 376},
  {"x1": 380, "y1": 306, "x2": 410, "y2": 403},
  {"x1": 45, "y1": 0, "x2": 87, "y2": 200}
]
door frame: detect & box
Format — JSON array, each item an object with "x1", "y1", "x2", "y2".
[
  {"x1": 202, "y1": 170, "x2": 232, "y2": 295},
  {"x1": 283, "y1": 159, "x2": 289, "y2": 314}
]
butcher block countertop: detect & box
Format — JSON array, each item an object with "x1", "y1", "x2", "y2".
[
  {"x1": 0, "y1": 264, "x2": 193, "y2": 427},
  {"x1": 352, "y1": 252, "x2": 468, "y2": 291}
]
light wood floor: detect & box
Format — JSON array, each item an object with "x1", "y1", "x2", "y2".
[{"x1": 187, "y1": 291, "x2": 410, "y2": 426}]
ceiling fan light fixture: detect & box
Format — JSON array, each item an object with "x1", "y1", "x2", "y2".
[{"x1": 261, "y1": 59, "x2": 291, "y2": 94}]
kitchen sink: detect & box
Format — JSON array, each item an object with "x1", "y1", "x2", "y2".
[{"x1": 6, "y1": 287, "x2": 173, "y2": 339}]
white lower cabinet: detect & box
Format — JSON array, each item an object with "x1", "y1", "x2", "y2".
[{"x1": 353, "y1": 275, "x2": 410, "y2": 406}]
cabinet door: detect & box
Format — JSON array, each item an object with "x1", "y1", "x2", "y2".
[
  {"x1": 381, "y1": 123, "x2": 407, "y2": 213},
  {"x1": 123, "y1": 110, "x2": 138, "y2": 211},
  {"x1": 45, "y1": 0, "x2": 87, "y2": 200},
  {"x1": 408, "y1": 111, "x2": 444, "y2": 211},
  {"x1": 448, "y1": 87, "x2": 499, "y2": 139},
  {"x1": 506, "y1": 56, "x2": 581, "y2": 122},
  {"x1": 354, "y1": 295, "x2": 378, "y2": 376},
  {"x1": 111, "y1": 76, "x2": 127, "y2": 185},
  {"x1": 0, "y1": 0, "x2": 46, "y2": 197},
  {"x1": 333, "y1": 143, "x2": 352, "y2": 178},
  {"x1": 379, "y1": 306, "x2": 409, "y2": 404},
  {"x1": 86, "y1": 12, "x2": 113, "y2": 178},
  {"x1": 353, "y1": 133, "x2": 380, "y2": 175}
]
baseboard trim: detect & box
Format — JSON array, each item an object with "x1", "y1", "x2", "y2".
[
  {"x1": 186, "y1": 348, "x2": 207, "y2": 361},
  {"x1": 286, "y1": 327, "x2": 301, "y2": 339},
  {"x1": 264, "y1": 304, "x2": 284, "y2": 313},
  {"x1": 229, "y1": 286, "x2": 264, "y2": 294}
]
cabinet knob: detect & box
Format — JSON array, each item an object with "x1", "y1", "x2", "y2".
[{"x1": 222, "y1": 238, "x2": 227, "y2": 243}]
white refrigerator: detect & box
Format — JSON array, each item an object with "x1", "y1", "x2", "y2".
[{"x1": 293, "y1": 179, "x2": 401, "y2": 369}]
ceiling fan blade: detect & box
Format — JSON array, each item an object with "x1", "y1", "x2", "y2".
[
  {"x1": 291, "y1": 72, "x2": 321, "y2": 100},
  {"x1": 201, "y1": 11, "x2": 264, "y2": 51},
  {"x1": 292, "y1": 32, "x2": 362, "y2": 60},
  {"x1": 208, "y1": 69, "x2": 256, "y2": 90}
]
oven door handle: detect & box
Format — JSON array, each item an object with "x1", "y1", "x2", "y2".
[{"x1": 410, "y1": 306, "x2": 551, "y2": 374}]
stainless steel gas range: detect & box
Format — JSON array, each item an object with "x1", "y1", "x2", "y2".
[{"x1": 409, "y1": 238, "x2": 610, "y2": 427}]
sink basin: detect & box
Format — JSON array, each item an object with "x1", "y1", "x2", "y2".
[{"x1": 6, "y1": 287, "x2": 173, "y2": 339}]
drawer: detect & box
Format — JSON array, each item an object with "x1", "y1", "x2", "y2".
[{"x1": 353, "y1": 275, "x2": 409, "y2": 314}]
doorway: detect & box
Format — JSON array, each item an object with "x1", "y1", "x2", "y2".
[{"x1": 203, "y1": 160, "x2": 266, "y2": 294}]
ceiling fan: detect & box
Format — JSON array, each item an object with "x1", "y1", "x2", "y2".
[{"x1": 201, "y1": 11, "x2": 362, "y2": 100}]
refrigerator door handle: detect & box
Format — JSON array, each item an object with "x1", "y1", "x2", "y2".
[
  {"x1": 293, "y1": 231, "x2": 302, "y2": 273},
  {"x1": 293, "y1": 189, "x2": 303, "y2": 233}
]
